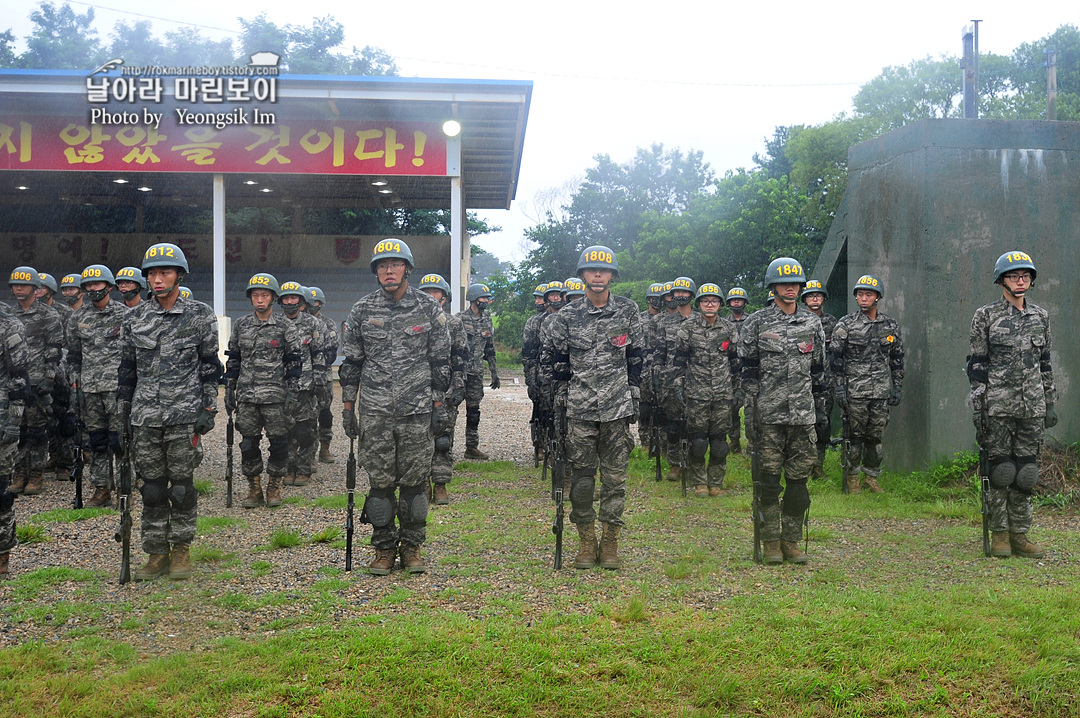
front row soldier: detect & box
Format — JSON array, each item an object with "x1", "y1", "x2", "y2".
[
  {"x1": 830, "y1": 275, "x2": 904, "y2": 494},
  {"x1": 544, "y1": 246, "x2": 643, "y2": 570},
  {"x1": 118, "y1": 243, "x2": 221, "y2": 581},
  {"x1": 801, "y1": 280, "x2": 838, "y2": 478},
  {"x1": 306, "y1": 286, "x2": 339, "y2": 465},
  {"x1": 340, "y1": 239, "x2": 451, "y2": 575},
  {"x1": 726, "y1": 286, "x2": 749, "y2": 453},
  {"x1": 655, "y1": 276, "x2": 696, "y2": 482},
  {"x1": 224, "y1": 274, "x2": 303, "y2": 509},
  {"x1": 0, "y1": 310, "x2": 29, "y2": 577},
  {"x1": 278, "y1": 282, "x2": 326, "y2": 488},
  {"x1": 673, "y1": 283, "x2": 737, "y2": 497},
  {"x1": 418, "y1": 274, "x2": 468, "y2": 505},
  {"x1": 968, "y1": 251, "x2": 1055, "y2": 559},
  {"x1": 739, "y1": 258, "x2": 827, "y2": 565},
  {"x1": 66, "y1": 265, "x2": 126, "y2": 507},
  {"x1": 459, "y1": 282, "x2": 499, "y2": 460}
]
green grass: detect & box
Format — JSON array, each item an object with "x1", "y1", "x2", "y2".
[
  {"x1": 16, "y1": 523, "x2": 48, "y2": 544},
  {"x1": 190, "y1": 545, "x2": 233, "y2": 563},
  {"x1": 265, "y1": 528, "x2": 302, "y2": 550},
  {"x1": 310, "y1": 526, "x2": 342, "y2": 543},
  {"x1": 196, "y1": 516, "x2": 247, "y2": 533},
  {"x1": 30, "y1": 507, "x2": 114, "y2": 523},
  {"x1": 193, "y1": 478, "x2": 215, "y2": 496}
]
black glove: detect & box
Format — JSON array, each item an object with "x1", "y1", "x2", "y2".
[
  {"x1": 887, "y1": 385, "x2": 901, "y2": 407},
  {"x1": 1045, "y1": 404, "x2": 1058, "y2": 429},
  {"x1": 342, "y1": 408, "x2": 359, "y2": 439},
  {"x1": 194, "y1": 407, "x2": 216, "y2": 435},
  {"x1": 225, "y1": 382, "x2": 237, "y2": 413},
  {"x1": 490, "y1": 372, "x2": 501, "y2": 390},
  {"x1": 431, "y1": 403, "x2": 450, "y2": 436},
  {"x1": 58, "y1": 411, "x2": 78, "y2": 438}
]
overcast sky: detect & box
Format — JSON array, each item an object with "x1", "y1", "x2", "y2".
[{"x1": 3, "y1": 0, "x2": 1076, "y2": 261}]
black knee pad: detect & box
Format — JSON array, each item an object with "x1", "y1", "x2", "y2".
[
  {"x1": 709, "y1": 437, "x2": 729, "y2": 460},
  {"x1": 398, "y1": 485, "x2": 429, "y2": 525},
  {"x1": 570, "y1": 471, "x2": 595, "y2": 505},
  {"x1": 690, "y1": 434, "x2": 709, "y2": 461},
  {"x1": 88, "y1": 428, "x2": 110, "y2": 453},
  {"x1": 666, "y1": 421, "x2": 682, "y2": 444},
  {"x1": 239, "y1": 435, "x2": 261, "y2": 463},
  {"x1": 170, "y1": 480, "x2": 197, "y2": 510},
  {"x1": 757, "y1": 473, "x2": 782, "y2": 503},
  {"x1": 1015, "y1": 456, "x2": 1039, "y2": 490},
  {"x1": 989, "y1": 458, "x2": 1016, "y2": 488},
  {"x1": 435, "y1": 433, "x2": 452, "y2": 453},
  {"x1": 0, "y1": 486, "x2": 14, "y2": 512},
  {"x1": 466, "y1": 406, "x2": 480, "y2": 429},
  {"x1": 782, "y1": 479, "x2": 811, "y2": 517},
  {"x1": 267, "y1": 435, "x2": 290, "y2": 463},
  {"x1": 140, "y1": 480, "x2": 169, "y2": 508},
  {"x1": 292, "y1": 420, "x2": 317, "y2": 449},
  {"x1": 319, "y1": 408, "x2": 333, "y2": 428},
  {"x1": 361, "y1": 489, "x2": 395, "y2": 528}
]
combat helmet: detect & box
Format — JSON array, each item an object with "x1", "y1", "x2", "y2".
[
  {"x1": 419, "y1": 273, "x2": 452, "y2": 301},
  {"x1": 246, "y1": 272, "x2": 280, "y2": 298},
  {"x1": 851, "y1": 274, "x2": 883, "y2": 297},
  {"x1": 369, "y1": 238, "x2": 414, "y2": 273},
  {"x1": 80, "y1": 264, "x2": 115, "y2": 303},
  {"x1": 765, "y1": 257, "x2": 806, "y2": 287},
  {"x1": 801, "y1": 279, "x2": 828, "y2": 300},
  {"x1": 671, "y1": 276, "x2": 697, "y2": 306},
  {"x1": 9, "y1": 266, "x2": 40, "y2": 288},
  {"x1": 576, "y1": 245, "x2": 619, "y2": 278},
  {"x1": 993, "y1": 251, "x2": 1037, "y2": 284}
]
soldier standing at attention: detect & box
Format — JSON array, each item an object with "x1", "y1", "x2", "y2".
[
  {"x1": 522, "y1": 282, "x2": 550, "y2": 464},
  {"x1": 739, "y1": 258, "x2": 828, "y2": 565},
  {"x1": 725, "y1": 287, "x2": 749, "y2": 454},
  {"x1": 306, "y1": 287, "x2": 339, "y2": 466},
  {"x1": 60, "y1": 274, "x2": 84, "y2": 311},
  {"x1": 801, "y1": 280, "x2": 839, "y2": 479},
  {"x1": 967, "y1": 251, "x2": 1054, "y2": 559},
  {"x1": 458, "y1": 283, "x2": 499, "y2": 460},
  {"x1": 340, "y1": 239, "x2": 451, "y2": 575},
  {"x1": 0, "y1": 309, "x2": 29, "y2": 576},
  {"x1": 37, "y1": 273, "x2": 75, "y2": 478},
  {"x1": 66, "y1": 265, "x2": 126, "y2": 507},
  {"x1": 544, "y1": 246, "x2": 643, "y2": 570},
  {"x1": 278, "y1": 282, "x2": 326, "y2": 489},
  {"x1": 115, "y1": 266, "x2": 146, "y2": 310},
  {"x1": 118, "y1": 243, "x2": 221, "y2": 581},
  {"x1": 830, "y1": 275, "x2": 904, "y2": 494},
  {"x1": 8, "y1": 268, "x2": 62, "y2": 498},
  {"x1": 673, "y1": 283, "x2": 738, "y2": 497},
  {"x1": 419, "y1": 274, "x2": 468, "y2": 505},
  {"x1": 654, "y1": 277, "x2": 696, "y2": 483},
  {"x1": 637, "y1": 282, "x2": 665, "y2": 450}
]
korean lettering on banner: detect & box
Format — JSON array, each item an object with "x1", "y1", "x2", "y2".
[
  {"x1": 58, "y1": 236, "x2": 83, "y2": 263},
  {"x1": 0, "y1": 121, "x2": 31, "y2": 163},
  {"x1": 12, "y1": 236, "x2": 37, "y2": 263}
]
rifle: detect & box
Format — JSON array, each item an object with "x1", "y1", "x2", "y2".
[
  {"x1": 114, "y1": 402, "x2": 133, "y2": 585},
  {"x1": 530, "y1": 402, "x2": 542, "y2": 468},
  {"x1": 224, "y1": 400, "x2": 234, "y2": 509},
  {"x1": 978, "y1": 409, "x2": 991, "y2": 557},
  {"x1": 71, "y1": 388, "x2": 85, "y2": 509},
  {"x1": 550, "y1": 408, "x2": 566, "y2": 569},
  {"x1": 679, "y1": 418, "x2": 689, "y2": 498},
  {"x1": 345, "y1": 437, "x2": 356, "y2": 572}
]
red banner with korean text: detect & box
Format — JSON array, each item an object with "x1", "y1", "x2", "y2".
[{"x1": 0, "y1": 116, "x2": 447, "y2": 175}]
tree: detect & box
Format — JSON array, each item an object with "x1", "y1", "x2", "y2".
[
  {"x1": 236, "y1": 13, "x2": 397, "y2": 76},
  {"x1": 21, "y1": 1, "x2": 103, "y2": 69}
]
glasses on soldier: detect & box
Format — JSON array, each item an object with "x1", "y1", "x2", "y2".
[
  {"x1": 376, "y1": 260, "x2": 407, "y2": 272},
  {"x1": 698, "y1": 297, "x2": 721, "y2": 306},
  {"x1": 1002, "y1": 272, "x2": 1031, "y2": 283}
]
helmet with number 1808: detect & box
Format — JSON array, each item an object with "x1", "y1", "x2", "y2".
[
  {"x1": 993, "y1": 250, "x2": 1037, "y2": 284},
  {"x1": 765, "y1": 257, "x2": 806, "y2": 287},
  {"x1": 851, "y1": 274, "x2": 883, "y2": 298},
  {"x1": 140, "y1": 242, "x2": 189, "y2": 276},
  {"x1": 246, "y1": 273, "x2": 280, "y2": 298},
  {"x1": 576, "y1": 245, "x2": 619, "y2": 278},
  {"x1": 369, "y1": 237, "x2": 414, "y2": 273}
]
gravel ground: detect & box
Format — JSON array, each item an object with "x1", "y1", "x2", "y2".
[{"x1": 3, "y1": 373, "x2": 1079, "y2": 654}]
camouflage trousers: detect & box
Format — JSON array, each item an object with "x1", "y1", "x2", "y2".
[
  {"x1": 566, "y1": 418, "x2": 632, "y2": 527},
  {"x1": 464, "y1": 373, "x2": 485, "y2": 449},
  {"x1": 0, "y1": 440, "x2": 18, "y2": 553},
  {"x1": 843, "y1": 398, "x2": 889, "y2": 477},
  {"x1": 728, "y1": 390, "x2": 743, "y2": 446},
  {"x1": 235, "y1": 402, "x2": 292, "y2": 478},
  {"x1": 359, "y1": 412, "x2": 433, "y2": 550},
  {"x1": 431, "y1": 404, "x2": 459, "y2": 486},
  {"x1": 659, "y1": 385, "x2": 684, "y2": 467},
  {"x1": 83, "y1": 391, "x2": 121, "y2": 490},
  {"x1": 18, "y1": 395, "x2": 51, "y2": 470},
  {"x1": 133, "y1": 423, "x2": 199, "y2": 555},
  {"x1": 755, "y1": 423, "x2": 814, "y2": 543},
  {"x1": 814, "y1": 394, "x2": 834, "y2": 470},
  {"x1": 983, "y1": 416, "x2": 1043, "y2": 534},
  {"x1": 316, "y1": 382, "x2": 334, "y2": 444},
  {"x1": 288, "y1": 390, "x2": 318, "y2": 477},
  {"x1": 686, "y1": 398, "x2": 733, "y2": 489}
]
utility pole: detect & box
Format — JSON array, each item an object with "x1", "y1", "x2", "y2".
[
  {"x1": 1047, "y1": 48, "x2": 1058, "y2": 121},
  {"x1": 961, "y1": 23, "x2": 979, "y2": 119}
]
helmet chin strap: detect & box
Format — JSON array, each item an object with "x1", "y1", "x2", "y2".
[{"x1": 153, "y1": 273, "x2": 182, "y2": 298}]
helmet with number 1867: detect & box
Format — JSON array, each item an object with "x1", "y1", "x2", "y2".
[
  {"x1": 418, "y1": 273, "x2": 452, "y2": 301},
  {"x1": 576, "y1": 245, "x2": 619, "y2": 278}
]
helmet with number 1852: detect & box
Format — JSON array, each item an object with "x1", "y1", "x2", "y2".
[{"x1": 247, "y1": 273, "x2": 280, "y2": 298}]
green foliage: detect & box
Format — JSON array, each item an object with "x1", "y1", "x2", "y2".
[
  {"x1": 197, "y1": 516, "x2": 247, "y2": 533},
  {"x1": 194, "y1": 479, "x2": 214, "y2": 497},
  {"x1": 266, "y1": 529, "x2": 302, "y2": 550},
  {"x1": 21, "y1": 1, "x2": 103, "y2": 70},
  {"x1": 16, "y1": 524, "x2": 48, "y2": 544},
  {"x1": 32, "y1": 507, "x2": 114, "y2": 523},
  {"x1": 309, "y1": 526, "x2": 341, "y2": 543},
  {"x1": 191, "y1": 545, "x2": 232, "y2": 563}
]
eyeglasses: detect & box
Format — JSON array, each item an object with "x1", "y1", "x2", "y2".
[
  {"x1": 376, "y1": 260, "x2": 407, "y2": 272},
  {"x1": 1002, "y1": 273, "x2": 1032, "y2": 283}
]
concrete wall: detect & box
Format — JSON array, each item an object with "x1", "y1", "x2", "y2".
[{"x1": 812, "y1": 119, "x2": 1080, "y2": 471}]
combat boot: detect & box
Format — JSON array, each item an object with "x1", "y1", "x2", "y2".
[
  {"x1": 293, "y1": 474, "x2": 311, "y2": 487},
  {"x1": 9, "y1": 471, "x2": 27, "y2": 495},
  {"x1": 242, "y1": 477, "x2": 264, "y2": 509},
  {"x1": 265, "y1": 476, "x2": 283, "y2": 507},
  {"x1": 22, "y1": 469, "x2": 44, "y2": 496},
  {"x1": 666, "y1": 465, "x2": 681, "y2": 483},
  {"x1": 573, "y1": 522, "x2": 598, "y2": 569},
  {"x1": 432, "y1": 483, "x2": 450, "y2": 505},
  {"x1": 810, "y1": 465, "x2": 824, "y2": 479},
  {"x1": 368, "y1": 547, "x2": 396, "y2": 575},
  {"x1": 843, "y1": 472, "x2": 862, "y2": 495},
  {"x1": 0, "y1": 551, "x2": 9, "y2": 578},
  {"x1": 400, "y1": 543, "x2": 427, "y2": 573},
  {"x1": 44, "y1": 454, "x2": 58, "y2": 471},
  {"x1": 464, "y1": 447, "x2": 489, "y2": 460},
  {"x1": 862, "y1": 475, "x2": 885, "y2": 493},
  {"x1": 990, "y1": 531, "x2": 1011, "y2": 558},
  {"x1": 85, "y1": 487, "x2": 111, "y2": 508},
  {"x1": 694, "y1": 485, "x2": 708, "y2": 498},
  {"x1": 1010, "y1": 533, "x2": 1045, "y2": 559},
  {"x1": 598, "y1": 523, "x2": 621, "y2": 570},
  {"x1": 708, "y1": 486, "x2": 727, "y2": 497},
  {"x1": 781, "y1": 540, "x2": 809, "y2": 564},
  {"x1": 318, "y1": 442, "x2": 336, "y2": 464},
  {"x1": 762, "y1": 541, "x2": 784, "y2": 565},
  {"x1": 169, "y1": 544, "x2": 192, "y2": 580},
  {"x1": 282, "y1": 473, "x2": 297, "y2": 486},
  {"x1": 134, "y1": 553, "x2": 170, "y2": 581}
]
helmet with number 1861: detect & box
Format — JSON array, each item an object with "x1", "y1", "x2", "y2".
[
  {"x1": 765, "y1": 257, "x2": 805, "y2": 288},
  {"x1": 576, "y1": 245, "x2": 619, "y2": 278},
  {"x1": 563, "y1": 278, "x2": 586, "y2": 298}
]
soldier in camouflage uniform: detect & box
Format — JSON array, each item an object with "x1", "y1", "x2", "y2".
[
  {"x1": 8, "y1": 267, "x2": 63, "y2": 497},
  {"x1": 637, "y1": 282, "x2": 665, "y2": 450},
  {"x1": 653, "y1": 277, "x2": 697, "y2": 482},
  {"x1": 115, "y1": 266, "x2": 146, "y2": 310},
  {"x1": 276, "y1": 282, "x2": 326, "y2": 488},
  {"x1": 674, "y1": 283, "x2": 738, "y2": 497},
  {"x1": 739, "y1": 258, "x2": 828, "y2": 565},
  {"x1": 340, "y1": 239, "x2": 451, "y2": 575},
  {"x1": 36, "y1": 273, "x2": 76, "y2": 476},
  {"x1": 66, "y1": 265, "x2": 127, "y2": 507},
  {"x1": 118, "y1": 243, "x2": 220, "y2": 581},
  {"x1": 0, "y1": 308, "x2": 30, "y2": 577},
  {"x1": 60, "y1": 273, "x2": 84, "y2": 311},
  {"x1": 224, "y1": 274, "x2": 304, "y2": 509},
  {"x1": 726, "y1": 287, "x2": 750, "y2": 454},
  {"x1": 543, "y1": 246, "x2": 643, "y2": 570},
  {"x1": 458, "y1": 282, "x2": 499, "y2": 460},
  {"x1": 967, "y1": 251, "x2": 1054, "y2": 559},
  {"x1": 521, "y1": 282, "x2": 550, "y2": 464},
  {"x1": 802, "y1": 280, "x2": 839, "y2": 478},
  {"x1": 830, "y1": 274, "x2": 904, "y2": 494},
  {"x1": 419, "y1": 274, "x2": 468, "y2": 505},
  {"x1": 306, "y1": 287, "x2": 339, "y2": 465}
]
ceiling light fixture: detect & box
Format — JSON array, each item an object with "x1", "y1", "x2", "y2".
[
  {"x1": 15, "y1": 185, "x2": 28, "y2": 191},
  {"x1": 260, "y1": 187, "x2": 273, "y2": 193},
  {"x1": 137, "y1": 186, "x2": 152, "y2": 192},
  {"x1": 371, "y1": 180, "x2": 388, "y2": 186},
  {"x1": 379, "y1": 189, "x2": 393, "y2": 194},
  {"x1": 244, "y1": 180, "x2": 258, "y2": 185},
  {"x1": 112, "y1": 178, "x2": 129, "y2": 184}
]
